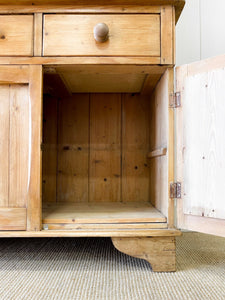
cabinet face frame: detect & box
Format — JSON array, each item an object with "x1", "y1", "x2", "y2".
[
  {"x1": 0, "y1": 4, "x2": 175, "y2": 65},
  {"x1": 0, "y1": 65, "x2": 43, "y2": 231},
  {"x1": 0, "y1": 63, "x2": 176, "y2": 234},
  {"x1": 0, "y1": 1, "x2": 185, "y2": 238}
]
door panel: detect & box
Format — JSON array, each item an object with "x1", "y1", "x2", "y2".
[
  {"x1": 0, "y1": 85, "x2": 9, "y2": 207},
  {"x1": 9, "y1": 85, "x2": 30, "y2": 207},
  {"x1": 0, "y1": 66, "x2": 42, "y2": 231},
  {"x1": 0, "y1": 84, "x2": 29, "y2": 230},
  {"x1": 0, "y1": 208, "x2": 26, "y2": 230},
  {"x1": 176, "y1": 55, "x2": 225, "y2": 237}
]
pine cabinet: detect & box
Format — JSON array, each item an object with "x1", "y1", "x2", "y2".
[{"x1": 0, "y1": 0, "x2": 224, "y2": 272}]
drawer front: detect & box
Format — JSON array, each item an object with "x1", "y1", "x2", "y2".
[
  {"x1": 0, "y1": 15, "x2": 33, "y2": 56},
  {"x1": 43, "y1": 14, "x2": 160, "y2": 56}
]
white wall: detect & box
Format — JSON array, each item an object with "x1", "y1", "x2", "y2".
[{"x1": 176, "y1": 0, "x2": 225, "y2": 66}]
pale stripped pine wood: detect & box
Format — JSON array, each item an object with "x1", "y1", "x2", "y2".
[
  {"x1": 57, "y1": 94, "x2": 89, "y2": 203},
  {"x1": 0, "y1": 5, "x2": 161, "y2": 14},
  {"x1": 160, "y1": 6, "x2": 174, "y2": 64},
  {"x1": 0, "y1": 15, "x2": 33, "y2": 56},
  {"x1": 179, "y1": 215, "x2": 225, "y2": 238},
  {"x1": 172, "y1": 6, "x2": 176, "y2": 64},
  {"x1": 0, "y1": 66, "x2": 42, "y2": 231},
  {"x1": 112, "y1": 236, "x2": 176, "y2": 272},
  {"x1": 42, "y1": 96, "x2": 58, "y2": 203},
  {"x1": 0, "y1": 65, "x2": 29, "y2": 84},
  {"x1": 0, "y1": 2, "x2": 186, "y2": 245},
  {"x1": 147, "y1": 147, "x2": 167, "y2": 158},
  {"x1": 89, "y1": 94, "x2": 121, "y2": 202},
  {"x1": 43, "y1": 14, "x2": 160, "y2": 57},
  {"x1": 167, "y1": 69, "x2": 175, "y2": 228},
  {"x1": 0, "y1": 67, "x2": 36, "y2": 231},
  {"x1": 176, "y1": 63, "x2": 187, "y2": 229},
  {"x1": 0, "y1": 208, "x2": 26, "y2": 230},
  {"x1": 0, "y1": 229, "x2": 181, "y2": 238},
  {"x1": 9, "y1": 85, "x2": 29, "y2": 208},
  {"x1": 0, "y1": 57, "x2": 161, "y2": 65},
  {"x1": 176, "y1": 56, "x2": 225, "y2": 237},
  {"x1": 149, "y1": 69, "x2": 173, "y2": 221},
  {"x1": 34, "y1": 13, "x2": 43, "y2": 57},
  {"x1": 27, "y1": 65, "x2": 43, "y2": 231},
  {"x1": 0, "y1": 0, "x2": 172, "y2": 4},
  {"x1": 122, "y1": 94, "x2": 150, "y2": 202},
  {"x1": 187, "y1": 53, "x2": 225, "y2": 76},
  {"x1": 43, "y1": 222, "x2": 168, "y2": 230},
  {"x1": 149, "y1": 154, "x2": 168, "y2": 217},
  {"x1": 0, "y1": 1, "x2": 184, "y2": 22},
  {"x1": 50, "y1": 65, "x2": 167, "y2": 75},
  {"x1": 47, "y1": 65, "x2": 167, "y2": 94},
  {"x1": 42, "y1": 202, "x2": 166, "y2": 224},
  {"x1": 141, "y1": 73, "x2": 163, "y2": 95},
  {"x1": 0, "y1": 86, "x2": 9, "y2": 207},
  {"x1": 59, "y1": 72, "x2": 146, "y2": 93}
]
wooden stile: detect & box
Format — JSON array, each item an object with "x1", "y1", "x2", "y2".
[
  {"x1": 0, "y1": 86, "x2": 9, "y2": 208},
  {"x1": 34, "y1": 13, "x2": 43, "y2": 57},
  {"x1": 27, "y1": 65, "x2": 43, "y2": 231}
]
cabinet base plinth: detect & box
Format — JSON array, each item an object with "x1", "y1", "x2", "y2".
[{"x1": 111, "y1": 236, "x2": 176, "y2": 272}]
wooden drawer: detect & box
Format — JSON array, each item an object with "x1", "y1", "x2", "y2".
[
  {"x1": 0, "y1": 15, "x2": 33, "y2": 56},
  {"x1": 43, "y1": 14, "x2": 160, "y2": 57}
]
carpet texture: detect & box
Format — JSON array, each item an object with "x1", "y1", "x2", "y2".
[{"x1": 0, "y1": 232, "x2": 224, "y2": 300}]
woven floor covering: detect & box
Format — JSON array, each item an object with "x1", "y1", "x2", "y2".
[{"x1": 0, "y1": 232, "x2": 224, "y2": 300}]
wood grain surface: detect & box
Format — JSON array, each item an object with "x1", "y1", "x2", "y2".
[{"x1": 43, "y1": 14, "x2": 160, "y2": 57}]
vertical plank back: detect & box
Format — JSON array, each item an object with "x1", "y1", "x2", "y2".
[
  {"x1": 57, "y1": 94, "x2": 89, "y2": 202},
  {"x1": 122, "y1": 94, "x2": 150, "y2": 202},
  {"x1": 89, "y1": 94, "x2": 121, "y2": 202}
]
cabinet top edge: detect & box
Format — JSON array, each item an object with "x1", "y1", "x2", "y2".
[{"x1": 0, "y1": 1, "x2": 185, "y2": 23}]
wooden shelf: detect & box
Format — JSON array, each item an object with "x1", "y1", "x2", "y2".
[{"x1": 43, "y1": 202, "x2": 167, "y2": 227}]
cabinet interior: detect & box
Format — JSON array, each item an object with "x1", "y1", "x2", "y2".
[{"x1": 42, "y1": 65, "x2": 170, "y2": 229}]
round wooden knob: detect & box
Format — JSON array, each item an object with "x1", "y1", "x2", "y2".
[{"x1": 93, "y1": 23, "x2": 109, "y2": 43}]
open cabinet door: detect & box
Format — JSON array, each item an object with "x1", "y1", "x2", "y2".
[
  {"x1": 0, "y1": 65, "x2": 42, "y2": 231},
  {"x1": 176, "y1": 55, "x2": 225, "y2": 237}
]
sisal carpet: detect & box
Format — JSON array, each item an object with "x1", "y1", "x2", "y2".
[{"x1": 0, "y1": 232, "x2": 224, "y2": 300}]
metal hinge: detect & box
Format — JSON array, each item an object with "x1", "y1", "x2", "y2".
[
  {"x1": 169, "y1": 92, "x2": 181, "y2": 108},
  {"x1": 170, "y1": 182, "x2": 181, "y2": 198},
  {"x1": 43, "y1": 224, "x2": 48, "y2": 230}
]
